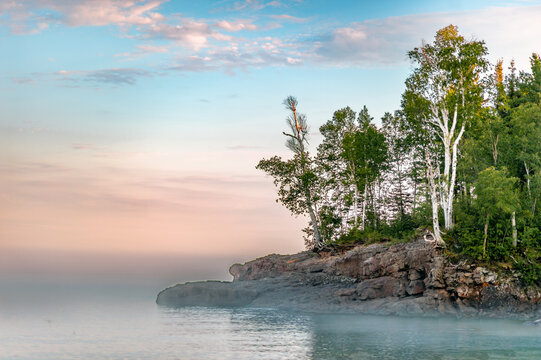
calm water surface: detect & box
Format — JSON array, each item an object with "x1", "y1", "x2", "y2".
[{"x1": 1, "y1": 277, "x2": 540, "y2": 359}]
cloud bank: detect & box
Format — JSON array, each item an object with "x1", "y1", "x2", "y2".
[{"x1": 4, "y1": 1, "x2": 541, "y2": 85}]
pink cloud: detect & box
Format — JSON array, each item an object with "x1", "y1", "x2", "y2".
[
  {"x1": 12, "y1": 77, "x2": 35, "y2": 84},
  {"x1": 311, "y1": 5, "x2": 541, "y2": 69},
  {"x1": 268, "y1": 14, "x2": 307, "y2": 22},
  {"x1": 1, "y1": 0, "x2": 168, "y2": 33},
  {"x1": 214, "y1": 20, "x2": 258, "y2": 31},
  {"x1": 115, "y1": 44, "x2": 170, "y2": 59},
  {"x1": 42, "y1": 0, "x2": 165, "y2": 27},
  {"x1": 144, "y1": 19, "x2": 232, "y2": 50},
  {"x1": 0, "y1": 160, "x2": 306, "y2": 257}
]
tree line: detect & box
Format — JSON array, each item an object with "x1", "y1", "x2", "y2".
[{"x1": 257, "y1": 25, "x2": 541, "y2": 285}]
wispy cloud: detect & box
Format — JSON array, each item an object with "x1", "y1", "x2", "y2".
[
  {"x1": 268, "y1": 14, "x2": 306, "y2": 22},
  {"x1": 55, "y1": 68, "x2": 152, "y2": 85},
  {"x1": 309, "y1": 5, "x2": 541, "y2": 68},
  {"x1": 0, "y1": 159, "x2": 303, "y2": 256},
  {"x1": 227, "y1": 145, "x2": 264, "y2": 150},
  {"x1": 226, "y1": 0, "x2": 284, "y2": 11},
  {"x1": 143, "y1": 18, "x2": 233, "y2": 50},
  {"x1": 214, "y1": 19, "x2": 258, "y2": 31},
  {"x1": 72, "y1": 143, "x2": 101, "y2": 150},
  {"x1": 6, "y1": 1, "x2": 541, "y2": 80},
  {"x1": 12, "y1": 77, "x2": 35, "y2": 84},
  {"x1": 0, "y1": 0, "x2": 167, "y2": 33},
  {"x1": 168, "y1": 36, "x2": 303, "y2": 74},
  {"x1": 115, "y1": 44, "x2": 170, "y2": 60}
]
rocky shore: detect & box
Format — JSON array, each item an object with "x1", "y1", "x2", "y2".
[{"x1": 157, "y1": 235, "x2": 541, "y2": 319}]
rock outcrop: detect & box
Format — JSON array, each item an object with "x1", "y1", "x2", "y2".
[{"x1": 156, "y1": 236, "x2": 541, "y2": 319}]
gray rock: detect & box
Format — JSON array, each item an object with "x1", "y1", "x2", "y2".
[
  {"x1": 157, "y1": 237, "x2": 541, "y2": 319},
  {"x1": 156, "y1": 281, "x2": 259, "y2": 307}
]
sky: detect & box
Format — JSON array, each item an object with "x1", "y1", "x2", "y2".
[{"x1": 1, "y1": 0, "x2": 541, "y2": 280}]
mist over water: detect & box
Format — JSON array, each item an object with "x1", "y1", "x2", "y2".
[{"x1": 1, "y1": 276, "x2": 541, "y2": 359}]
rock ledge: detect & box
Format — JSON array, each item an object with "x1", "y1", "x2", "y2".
[{"x1": 157, "y1": 237, "x2": 541, "y2": 319}]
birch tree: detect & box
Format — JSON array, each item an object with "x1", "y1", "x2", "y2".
[
  {"x1": 402, "y1": 24, "x2": 489, "y2": 242},
  {"x1": 257, "y1": 96, "x2": 324, "y2": 249}
]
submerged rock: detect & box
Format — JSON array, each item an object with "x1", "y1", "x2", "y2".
[{"x1": 157, "y1": 236, "x2": 541, "y2": 319}]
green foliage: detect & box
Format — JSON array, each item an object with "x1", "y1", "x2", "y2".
[
  {"x1": 257, "y1": 97, "x2": 325, "y2": 249},
  {"x1": 474, "y1": 167, "x2": 519, "y2": 217},
  {"x1": 514, "y1": 226, "x2": 541, "y2": 285},
  {"x1": 258, "y1": 27, "x2": 541, "y2": 286},
  {"x1": 334, "y1": 214, "x2": 420, "y2": 247},
  {"x1": 342, "y1": 124, "x2": 388, "y2": 191},
  {"x1": 256, "y1": 155, "x2": 314, "y2": 215},
  {"x1": 334, "y1": 228, "x2": 389, "y2": 246},
  {"x1": 403, "y1": 24, "x2": 489, "y2": 140}
]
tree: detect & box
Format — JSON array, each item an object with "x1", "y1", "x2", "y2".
[
  {"x1": 341, "y1": 115, "x2": 388, "y2": 230},
  {"x1": 508, "y1": 103, "x2": 541, "y2": 208},
  {"x1": 381, "y1": 111, "x2": 414, "y2": 220},
  {"x1": 402, "y1": 24, "x2": 489, "y2": 243},
  {"x1": 316, "y1": 107, "x2": 358, "y2": 238},
  {"x1": 316, "y1": 106, "x2": 388, "y2": 234},
  {"x1": 474, "y1": 167, "x2": 519, "y2": 258},
  {"x1": 256, "y1": 96, "x2": 324, "y2": 249}
]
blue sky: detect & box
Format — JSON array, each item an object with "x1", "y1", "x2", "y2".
[{"x1": 1, "y1": 0, "x2": 541, "y2": 275}]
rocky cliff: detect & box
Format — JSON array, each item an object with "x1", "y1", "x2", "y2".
[{"x1": 157, "y1": 235, "x2": 541, "y2": 319}]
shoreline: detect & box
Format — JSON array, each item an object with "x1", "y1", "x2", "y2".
[{"x1": 157, "y1": 235, "x2": 541, "y2": 320}]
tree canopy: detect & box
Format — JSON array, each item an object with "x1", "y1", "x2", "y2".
[{"x1": 257, "y1": 25, "x2": 541, "y2": 285}]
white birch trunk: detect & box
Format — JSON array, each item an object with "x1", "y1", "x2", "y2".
[
  {"x1": 447, "y1": 124, "x2": 465, "y2": 229},
  {"x1": 307, "y1": 204, "x2": 322, "y2": 248},
  {"x1": 512, "y1": 211, "x2": 517, "y2": 247},
  {"x1": 354, "y1": 186, "x2": 358, "y2": 227},
  {"x1": 361, "y1": 182, "x2": 367, "y2": 231},
  {"x1": 426, "y1": 150, "x2": 443, "y2": 244},
  {"x1": 430, "y1": 104, "x2": 462, "y2": 231}
]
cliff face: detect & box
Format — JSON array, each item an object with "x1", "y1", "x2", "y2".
[{"x1": 157, "y1": 236, "x2": 541, "y2": 319}]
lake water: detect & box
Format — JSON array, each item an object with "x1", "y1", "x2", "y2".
[{"x1": 1, "y1": 277, "x2": 541, "y2": 359}]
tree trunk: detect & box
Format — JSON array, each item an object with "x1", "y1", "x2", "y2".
[
  {"x1": 397, "y1": 162, "x2": 405, "y2": 216},
  {"x1": 371, "y1": 182, "x2": 377, "y2": 228},
  {"x1": 361, "y1": 181, "x2": 367, "y2": 231},
  {"x1": 412, "y1": 179, "x2": 417, "y2": 211},
  {"x1": 492, "y1": 134, "x2": 499, "y2": 165},
  {"x1": 445, "y1": 123, "x2": 465, "y2": 230},
  {"x1": 430, "y1": 105, "x2": 464, "y2": 231},
  {"x1": 483, "y1": 212, "x2": 489, "y2": 258},
  {"x1": 307, "y1": 204, "x2": 322, "y2": 248},
  {"x1": 524, "y1": 161, "x2": 531, "y2": 198},
  {"x1": 426, "y1": 151, "x2": 443, "y2": 244},
  {"x1": 512, "y1": 211, "x2": 517, "y2": 247},
  {"x1": 354, "y1": 186, "x2": 358, "y2": 227}
]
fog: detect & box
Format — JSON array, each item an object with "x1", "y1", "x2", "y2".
[{"x1": 0, "y1": 247, "x2": 251, "y2": 312}]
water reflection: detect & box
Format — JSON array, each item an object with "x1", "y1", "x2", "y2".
[
  {"x1": 306, "y1": 314, "x2": 541, "y2": 359},
  {"x1": 2, "y1": 280, "x2": 541, "y2": 360},
  {"x1": 159, "y1": 307, "x2": 313, "y2": 359},
  {"x1": 158, "y1": 307, "x2": 541, "y2": 360}
]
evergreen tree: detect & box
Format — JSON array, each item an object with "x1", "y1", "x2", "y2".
[{"x1": 381, "y1": 112, "x2": 413, "y2": 221}]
